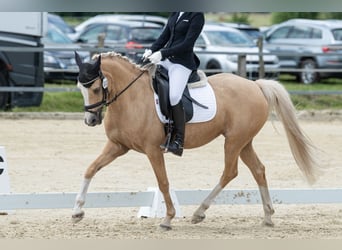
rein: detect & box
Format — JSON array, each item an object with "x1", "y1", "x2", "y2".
[
  {"x1": 80, "y1": 65, "x2": 150, "y2": 113},
  {"x1": 106, "y1": 69, "x2": 146, "y2": 106}
]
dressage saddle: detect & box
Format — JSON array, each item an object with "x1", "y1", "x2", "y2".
[{"x1": 152, "y1": 64, "x2": 207, "y2": 123}]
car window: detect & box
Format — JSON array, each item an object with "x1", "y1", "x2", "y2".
[
  {"x1": 288, "y1": 26, "x2": 311, "y2": 38},
  {"x1": 311, "y1": 28, "x2": 322, "y2": 39},
  {"x1": 268, "y1": 26, "x2": 292, "y2": 40},
  {"x1": 195, "y1": 34, "x2": 206, "y2": 46},
  {"x1": 288, "y1": 26, "x2": 322, "y2": 39},
  {"x1": 48, "y1": 15, "x2": 75, "y2": 34},
  {"x1": 106, "y1": 25, "x2": 125, "y2": 41},
  {"x1": 205, "y1": 30, "x2": 253, "y2": 46},
  {"x1": 241, "y1": 29, "x2": 261, "y2": 39},
  {"x1": 79, "y1": 24, "x2": 106, "y2": 43},
  {"x1": 129, "y1": 27, "x2": 162, "y2": 42},
  {"x1": 332, "y1": 28, "x2": 342, "y2": 41},
  {"x1": 43, "y1": 26, "x2": 73, "y2": 44}
]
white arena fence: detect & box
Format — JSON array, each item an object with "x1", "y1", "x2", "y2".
[
  {"x1": 1, "y1": 46, "x2": 342, "y2": 96},
  {"x1": 1, "y1": 188, "x2": 342, "y2": 218}
]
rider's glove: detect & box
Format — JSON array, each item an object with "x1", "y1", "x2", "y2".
[
  {"x1": 142, "y1": 49, "x2": 152, "y2": 61},
  {"x1": 148, "y1": 51, "x2": 162, "y2": 64}
]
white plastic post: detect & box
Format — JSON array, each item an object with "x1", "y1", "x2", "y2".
[
  {"x1": 0, "y1": 146, "x2": 11, "y2": 214},
  {"x1": 137, "y1": 187, "x2": 182, "y2": 218}
]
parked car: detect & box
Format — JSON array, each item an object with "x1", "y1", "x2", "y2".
[
  {"x1": 195, "y1": 24, "x2": 279, "y2": 79},
  {"x1": 74, "y1": 14, "x2": 167, "y2": 36},
  {"x1": 264, "y1": 19, "x2": 342, "y2": 84},
  {"x1": 43, "y1": 23, "x2": 89, "y2": 81},
  {"x1": 74, "y1": 20, "x2": 163, "y2": 62},
  {"x1": 218, "y1": 22, "x2": 262, "y2": 42},
  {"x1": 48, "y1": 13, "x2": 77, "y2": 40}
]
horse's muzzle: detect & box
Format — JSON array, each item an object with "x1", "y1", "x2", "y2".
[{"x1": 84, "y1": 110, "x2": 102, "y2": 126}]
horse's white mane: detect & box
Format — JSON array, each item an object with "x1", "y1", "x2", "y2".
[
  {"x1": 92, "y1": 51, "x2": 149, "y2": 72},
  {"x1": 92, "y1": 51, "x2": 157, "y2": 88}
]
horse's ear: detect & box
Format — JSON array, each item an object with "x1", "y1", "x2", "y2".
[
  {"x1": 94, "y1": 55, "x2": 101, "y2": 70},
  {"x1": 75, "y1": 51, "x2": 82, "y2": 67}
]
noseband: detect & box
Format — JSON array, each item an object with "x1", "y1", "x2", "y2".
[{"x1": 78, "y1": 69, "x2": 147, "y2": 114}]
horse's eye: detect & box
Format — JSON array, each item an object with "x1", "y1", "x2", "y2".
[{"x1": 93, "y1": 87, "x2": 101, "y2": 95}]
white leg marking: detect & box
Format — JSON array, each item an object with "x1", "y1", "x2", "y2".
[
  {"x1": 72, "y1": 178, "x2": 91, "y2": 221},
  {"x1": 259, "y1": 186, "x2": 275, "y2": 226}
]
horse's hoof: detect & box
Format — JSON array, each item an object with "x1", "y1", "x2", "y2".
[
  {"x1": 191, "y1": 213, "x2": 206, "y2": 224},
  {"x1": 262, "y1": 220, "x2": 274, "y2": 227},
  {"x1": 71, "y1": 211, "x2": 85, "y2": 223},
  {"x1": 159, "y1": 223, "x2": 172, "y2": 231}
]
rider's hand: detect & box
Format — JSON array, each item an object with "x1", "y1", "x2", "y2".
[
  {"x1": 148, "y1": 51, "x2": 162, "y2": 64},
  {"x1": 142, "y1": 49, "x2": 152, "y2": 61}
]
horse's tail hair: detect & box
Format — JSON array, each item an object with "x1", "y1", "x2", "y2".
[{"x1": 255, "y1": 79, "x2": 320, "y2": 185}]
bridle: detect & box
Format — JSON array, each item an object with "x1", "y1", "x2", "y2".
[{"x1": 78, "y1": 68, "x2": 147, "y2": 114}]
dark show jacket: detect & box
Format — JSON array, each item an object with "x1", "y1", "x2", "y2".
[{"x1": 150, "y1": 12, "x2": 205, "y2": 70}]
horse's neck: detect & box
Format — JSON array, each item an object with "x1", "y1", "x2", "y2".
[{"x1": 103, "y1": 57, "x2": 152, "y2": 108}]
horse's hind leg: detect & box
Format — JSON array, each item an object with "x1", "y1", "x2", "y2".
[
  {"x1": 240, "y1": 141, "x2": 275, "y2": 226},
  {"x1": 72, "y1": 140, "x2": 128, "y2": 223},
  {"x1": 192, "y1": 137, "x2": 239, "y2": 224}
]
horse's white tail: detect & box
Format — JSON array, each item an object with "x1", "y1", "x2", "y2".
[{"x1": 255, "y1": 79, "x2": 319, "y2": 184}]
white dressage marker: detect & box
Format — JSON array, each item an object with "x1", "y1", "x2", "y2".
[
  {"x1": 0, "y1": 146, "x2": 11, "y2": 214},
  {"x1": 138, "y1": 187, "x2": 181, "y2": 218}
]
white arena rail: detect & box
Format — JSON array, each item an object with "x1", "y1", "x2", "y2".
[{"x1": 1, "y1": 188, "x2": 342, "y2": 217}]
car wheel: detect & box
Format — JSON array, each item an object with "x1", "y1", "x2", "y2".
[
  {"x1": 206, "y1": 60, "x2": 222, "y2": 76},
  {"x1": 299, "y1": 59, "x2": 319, "y2": 84},
  {"x1": 0, "y1": 71, "x2": 10, "y2": 109}
]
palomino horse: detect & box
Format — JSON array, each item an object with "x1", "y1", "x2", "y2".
[{"x1": 72, "y1": 51, "x2": 319, "y2": 230}]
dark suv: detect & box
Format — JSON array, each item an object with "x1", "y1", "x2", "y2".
[{"x1": 264, "y1": 19, "x2": 342, "y2": 84}]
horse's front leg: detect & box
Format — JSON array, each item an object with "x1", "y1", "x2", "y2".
[
  {"x1": 146, "y1": 150, "x2": 175, "y2": 230},
  {"x1": 72, "y1": 140, "x2": 128, "y2": 223}
]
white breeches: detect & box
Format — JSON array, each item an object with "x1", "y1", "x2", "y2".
[{"x1": 159, "y1": 59, "x2": 191, "y2": 106}]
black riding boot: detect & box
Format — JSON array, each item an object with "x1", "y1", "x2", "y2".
[{"x1": 167, "y1": 101, "x2": 185, "y2": 156}]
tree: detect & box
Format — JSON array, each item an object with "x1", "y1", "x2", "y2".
[
  {"x1": 271, "y1": 12, "x2": 320, "y2": 24},
  {"x1": 322, "y1": 13, "x2": 342, "y2": 19},
  {"x1": 230, "y1": 13, "x2": 250, "y2": 24}
]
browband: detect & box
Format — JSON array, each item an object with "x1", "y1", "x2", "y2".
[{"x1": 78, "y1": 71, "x2": 104, "y2": 88}]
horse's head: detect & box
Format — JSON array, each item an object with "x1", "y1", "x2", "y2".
[{"x1": 75, "y1": 51, "x2": 107, "y2": 126}]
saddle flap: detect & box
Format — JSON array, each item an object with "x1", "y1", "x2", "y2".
[{"x1": 152, "y1": 65, "x2": 207, "y2": 122}]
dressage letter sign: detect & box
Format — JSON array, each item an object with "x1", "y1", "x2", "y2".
[{"x1": 0, "y1": 146, "x2": 10, "y2": 194}]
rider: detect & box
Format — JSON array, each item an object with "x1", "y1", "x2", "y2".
[{"x1": 143, "y1": 12, "x2": 205, "y2": 157}]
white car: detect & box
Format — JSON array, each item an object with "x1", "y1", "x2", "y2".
[
  {"x1": 264, "y1": 19, "x2": 342, "y2": 84},
  {"x1": 73, "y1": 14, "x2": 167, "y2": 40},
  {"x1": 195, "y1": 24, "x2": 279, "y2": 79}
]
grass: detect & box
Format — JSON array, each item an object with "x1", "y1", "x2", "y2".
[
  {"x1": 5, "y1": 75, "x2": 342, "y2": 112},
  {"x1": 10, "y1": 83, "x2": 84, "y2": 113},
  {"x1": 279, "y1": 75, "x2": 342, "y2": 110},
  {"x1": 278, "y1": 74, "x2": 342, "y2": 110},
  {"x1": 12, "y1": 91, "x2": 84, "y2": 112},
  {"x1": 279, "y1": 74, "x2": 342, "y2": 91},
  {"x1": 291, "y1": 95, "x2": 342, "y2": 110},
  {"x1": 205, "y1": 13, "x2": 272, "y2": 27}
]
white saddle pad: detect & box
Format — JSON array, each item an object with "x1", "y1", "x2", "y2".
[{"x1": 154, "y1": 82, "x2": 217, "y2": 124}]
